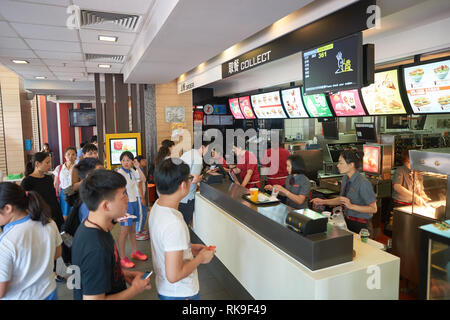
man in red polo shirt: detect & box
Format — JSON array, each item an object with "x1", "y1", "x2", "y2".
[
  {"x1": 231, "y1": 145, "x2": 260, "y2": 189},
  {"x1": 262, "y1": 138, "x2": 290, "y2": 187}
]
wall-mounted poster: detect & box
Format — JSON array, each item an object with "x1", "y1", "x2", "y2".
[{"x1": 165, "y1": 106, "x2": 185, "y2": 123}]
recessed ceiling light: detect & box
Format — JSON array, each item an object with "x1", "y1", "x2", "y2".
[
  {"x1": 98, "y1": 35, "x2": 118, "y2": 42},
  {"x1": 98, "y1": 64, "x2": 111, "y2": 69},
  {"x1": 35, "y1": 76, "x2": 47, "y2": 80},
  {"x1": 12, "y1": 60, "x2": 29, "y2": 64}
]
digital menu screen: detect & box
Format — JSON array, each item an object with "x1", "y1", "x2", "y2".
[
  {"x1": 280, "y1": 87, "x2": 309, "y2": 118},
  {"x1": 250, "y1": 91, "x2": 287, "y2": 119},
  {"x1": 404, "y1": 59, "x2": 450, "y2": 114},
  {"x1": 238, "y1": 96, "x2": 256, "y2": 119},
  {"x1": 329, "y1": 89, "x2": 366, "y2": 116},
  {"x1": 363, "y1": 145, "x2": 381, "y2": 174},
  {"x1": 322, "y1": 120, "x2": 339, "y2": 140},
  {"x1": 355, "y1": 123, "x2": 377, "y2": 142},
  {"x1": 361, "y1": 69, "x2": 407, "y2": 115},
  {"x1": 110, "y1": 138, "x2": 138, "y2": 165},
  {"x1": 301, "y1": 87, "x2": 334, "y2": 117},
  {"x1": 303, "y1": 33, "x2": 363, "y2": 95},
  {"x1": 228, "y1": 98, "x2": 245, "y2": 119}
]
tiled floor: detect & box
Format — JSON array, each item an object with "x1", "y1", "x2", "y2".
[{"x1": 56, "y1": 222, "x2": 232, "y2": 300}]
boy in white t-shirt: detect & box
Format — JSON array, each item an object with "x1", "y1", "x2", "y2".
[{"x1": 149, "y1": 158, "x2": 215, "y2": 300}]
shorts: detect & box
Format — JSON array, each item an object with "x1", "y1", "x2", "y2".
[
  {"x1": 59, "y1": 189, "x2": 73, "y2": 217},
  {"x1": 120, "y1": 200, "x2": 140, "y2": 227}
]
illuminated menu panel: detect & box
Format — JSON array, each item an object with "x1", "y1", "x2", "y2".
[
  {"x1": 361, "y1": 69, "x2": 407, "y2": 115},
  {"x1": 250, "y1": 91, "x2": 287, "y2": 119},
  {"x1": 404, "y1": 59, "x2": 450, "y2": 114},
  {"x1": 228, "y1": 98, "x2": 245, "y2": 119},
  {"x1": 238, "y1": 96, "x2": 256, "y2": 119},
  {"x1": 363, "y1": 145, "x2": 381, "y2": 174},
  {"x1": 329, "y1": 89, "x2": 366, "y2": 116},
  {"x1": 280, "y1": 87, "x2": 309, "y2": 118},
  {"x1": 300, "y1": 87, "x2": 333, "y2": 117}
]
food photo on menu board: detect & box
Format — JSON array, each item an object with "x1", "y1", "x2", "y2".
[
  {"x1": 360, "y1": 69, "x2": 407, "y2": 115},
  {"x1": 363, "y1": 145, "x2": 380, "y2": 174},
  {"x1": 250, "y1": 91, "x2": 287, "y2": 119},
  {"x1": 329, "y1": 89, "x2": 366, "y2": 116},
  {"x1": 300, "y1": 87, "x2": 334, "y2": 117},
  {"x1": 238, "y1": 96, "x2": 256, "y2": 119},
  {"x1": 404, "y1": 59, "x2": 450, "y2": 113},
  {"x1": 280, "y1": 87, "x2": 309, "y2": 118},
  {"x1": 110, "y1": 139, "x2": 137, "y2": 165},
  {"x1": 228, "y1": 98, "x2": 245, "y2": 119}
]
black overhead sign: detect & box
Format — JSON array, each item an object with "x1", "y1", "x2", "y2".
[{"x1": 221, "y1": 0, "x2": 376, "y2": 79}]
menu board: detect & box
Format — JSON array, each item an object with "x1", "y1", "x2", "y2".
[
  {"x1": 228, "y1": 98, "x2": 245, "y2": 119},
  {"x1": 238, "y1": 96, "x2": 256, "y2": 119},
  {"x1": 363, "y1": 145, "x2": 380, "y2": 174},
  {"x1": 361, "y1": 69, "x2": 407, "y2": 115},
  {"x1": 110, "y1": 138, "x2": 138, "y2": 165},
  {"x1": 303, "y1": 33, "x2": 362, "y2": 95},
  {"x1": 329, "y1": 89, "x2": 366, "y2": 116},
  {"x1": 404, "y1": 59, "x2": 450, "y2": 114},
  {"x1": 250, "y1": 91, "x2": 287, "y2": 119},
  {"x1": 300, "y1": 87, "x2": 333, "y2": 117},
  {"x1": 280, "y1": 87, "x2": 309, "y2": 118}
]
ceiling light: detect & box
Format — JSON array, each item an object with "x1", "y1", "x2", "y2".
[
  {"x1": 12, "y1": 60, "x2": 29, "y2": 64},
  {"x1": 35, "y1": 76, "x2": 47, "y2": 80},
  {"x1": 98, "y1": 35, "x2": 118, "y2": 42},
  {"x1": 98, "y1": 64, "x2": 111, "y2": 69}
]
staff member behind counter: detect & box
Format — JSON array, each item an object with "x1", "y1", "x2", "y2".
[
  {"x1": 311, "y1": 149, "x2": 377, "y2": 235},
  {"x1": 261, "y1": 137, "x2": 290, "y2": 187},
  {"x1": 264, "y1": 155, "x2": 310, "y2": 209},
  {"x1": 230, "y1": 145, "x2": 260, "y2": 189}
]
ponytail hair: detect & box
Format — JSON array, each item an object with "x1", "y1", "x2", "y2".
[
  {"x1": 340, "y1": 149, "x2": 364, "y2": 170},
  {"x1": 155, "y1": 146, "x2": 171, "y2": 166},
  {"x1": 26, "y1": 152, "x2": 49, "y2": 176},
  {"x1": 0, "y1": 182, "x2": 51, "y2": 225}
]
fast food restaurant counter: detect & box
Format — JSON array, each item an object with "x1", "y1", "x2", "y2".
[{"x1": 192, "y1": 179, "x2": 400, "y2": 299}]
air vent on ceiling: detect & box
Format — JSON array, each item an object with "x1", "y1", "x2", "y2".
[
  {"x1": 85, "y1": 54, "x2": 125, "y2": 63},
  {"x1": 80, "y1": 10, "x2": 140, "y2": 32}
]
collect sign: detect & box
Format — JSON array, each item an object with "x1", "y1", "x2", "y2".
[{"x1": 303, "y1": 33, "x2": 363, "y2": 95}]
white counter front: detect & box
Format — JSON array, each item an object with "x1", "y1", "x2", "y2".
[{"x1": 193, "y1": 193, "x2": 400, "y2": 300}]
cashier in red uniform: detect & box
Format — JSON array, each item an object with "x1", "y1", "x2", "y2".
[
  {"x1": 261, "y1": 137, "x2": 290, "y2": 187},
  {"x1": 310, "y1": 149, "x2": 377, "y2": 235},
  {"x1": 231, "y1": 145, "x2": 260, "y2": 189}
]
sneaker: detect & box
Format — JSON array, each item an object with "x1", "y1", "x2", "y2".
[
  {"x1": 131, "y1": 250, "x2": 148, "y2": 261},
  {"x1": 141, "y1": 230, "x2": 150, "y2": 235},
  {"x1": 120, "y1": 257, "x2": 135, "y2": 269},
  {"x1": 136, "y1": 232, "x2": 149, "y2": 241}
]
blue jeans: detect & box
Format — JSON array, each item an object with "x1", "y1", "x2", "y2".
[
  {"x1": 44, "y1": 289, "x2": 58, "y2": 300},
  {"x1": 158, "y1": 292, "x2": 200, "y2": 300}
]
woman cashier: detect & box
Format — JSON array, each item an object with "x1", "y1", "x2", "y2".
[
  {"x1": 262, "y1": 137, "x2": 290, "y2": 187},
  {"x1": 231, "y1": 145, "x2": 260, "y2": 189},
  {"x1": 311, "y1": 149, "x2": 377, "y2": 235},
  {"x1": 265, "y1": 154, "x2": 310, "y2": 209}
]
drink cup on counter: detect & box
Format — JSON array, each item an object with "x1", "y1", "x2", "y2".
[
  {"x1": 271, "y1": 187, "x2": 279, "y2": 198},
  {"x1": 359, "y1": 228, "x2": 370, "y2": 243},
  {"x1": 250, "y1": 188, "x2": 259, "y2": 202},
  {"x1": 322, "y1": 211, "x2": 331, "y2": 220}
]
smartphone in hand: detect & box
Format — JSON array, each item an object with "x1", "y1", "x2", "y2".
[{"x1": 142, "y1": 271, "x2": 153, "y2": 280}]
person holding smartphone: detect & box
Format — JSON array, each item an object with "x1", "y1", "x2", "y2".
[{"x1": 311, "y1": 149, "x2": 377, "y2": 235}]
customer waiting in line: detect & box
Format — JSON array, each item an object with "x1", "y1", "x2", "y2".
[
  {"x1": 265, "y1": 154, "x2": 311, "y2": 209},
  {"x1": 53, "y1": 146, "x2": 77, "y2": 220},
  {"x1": 179, "y1": 141, "x2": 210, "y2": 225},
  {"x1": 71, "y1": 143, "x2": 99, "y2": 192},
  {"x1": 0, "y1": 182, "x2": 62, "y2": 300},
  {"x1": 71, "y1": 170, "x2": 151, "y2": 300},
  {"x1": 116, "y1": 151, "x2": 148, "y2": 269},
  {"x1": 22, "y1": 152, "x2": 64, "y2": 231},
  {"x1": 133, "y1": 155, "x2": 149, "y2": 240},
  {"x1": 149, "y1": 158, "x2": 215, "y2": 300}
]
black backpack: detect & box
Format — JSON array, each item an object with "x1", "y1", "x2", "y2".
[{"x1": 60, "y1": 199, "x2": 82, "y2": 265}]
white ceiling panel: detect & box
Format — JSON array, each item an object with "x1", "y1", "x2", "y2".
[
  {"x1": 0, "y1": 1, "x2": 68, "y2": 26},
  {"x1": 42, "y1": 59, "x2": 86, "y2": 67},
  {"x1": 82, "y1": 43, "x2": 130, "y2": 55},
  {"x1": 0, "y1": 57, "x2": 45, "y2": 66},
  {"x1": 0, "y1": 48, "x2": 36, "y2": 58},
  {"x1": 15, "y1": 0, "x2": 70, "y2": 6},
  {"x1": 25, "y1": 39, "x2": 81, "y2": 52},
  {"x1": 84, "y1": 62, "x2": 123, "y2": 69},
  {"x1": 11, "y1": 23, "x2": 79, "y2": 42},
  {"x1": 35, "y1": 50, "x2": 84, "y2": 60},
  {"x1": 0, "y1": 36, "x2": 29, "y2": 49},
  {"x1": 56, "y1": 75, "x2": 89, "y2": 81},
  {"x1": 79, "y1": 29, "x2": 137, "y2": 46},
  {"x1": 73, "y1": 0, "x2": 154, "y2": 15},
  {"x1": 48, "y1": 66, "x2": 86, "y2": 73},
  {"x1": 7, "y1": 64, "x2": 50, "y2": 72},
  {"x1": 0, "y1": 22, "x2": 18, "y2": 37}
]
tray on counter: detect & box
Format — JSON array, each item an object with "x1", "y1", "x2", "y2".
[{"x1": 243, "y1": 193, "x2": 280, "y2": 205}]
